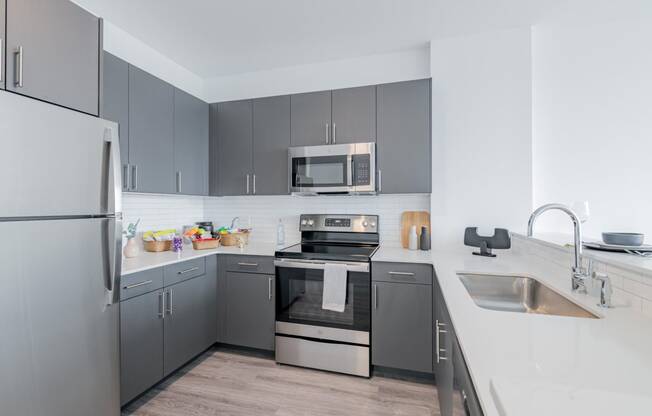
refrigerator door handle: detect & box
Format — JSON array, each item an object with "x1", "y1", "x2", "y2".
[
  {"x1": 102, "y1": 127, "x2": 123, "y2": 305},
  {"x1": 103, "y1": 127, "x2": 122, "y2": 214},
  {"x1": 102, "y1": 217, "x2": 122, "y2": 305}
]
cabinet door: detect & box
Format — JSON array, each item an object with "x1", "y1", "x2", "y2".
[
  {"x1": 331, "y1": 85, "x2": 376, "y2": 144},
  {"x1": 0, "y1": 1, "x2": 5, "y2": 90},
  {"x1": 253, "y1": 95, "x2": 291, "y2": 195},
  {"x1": 102, "y1": 52, "x2": 130, "y2": 191},
  {"x1": 434, "y1": 280, "x2": 454, "y2": 416},
  {"x1": 217, "y1": 100, "x2": 253, "y2": 195},
  {"x1": 6, "y1": 0, "x2": 100, "y2": 115},
  {"x1": 290, "y1": 90, "x2": 331, "y2": 146},
  {"x1": 377, "y1": 79, "x2": 431, "y2": 194},
  {"x1": 174, "y1": 88, "x2": 209, "y2": 195},
  {"x1": 128, "y1": 66, "x2": 175, "y2": 193},
  {"x1": 209, "y1": 103, "x2": 220, "y2": 196},
  {"x1": 372, "y1": 282, "x2": 432, "y2": 373},
  {"x1": 120, "y1": 290, "x2": 164, "y2": 406},
  {"x1": 453, "y1": 337, "x2": 483, "y2": 416},
  {"x1": 163, "y1": 274, "x2": 215, "y2": 376},
  {"x1": 225, "y1": 272, "x2": 275, "y2": 350}
]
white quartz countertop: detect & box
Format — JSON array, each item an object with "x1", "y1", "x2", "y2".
[
  {"x1": 372, "y1": 245, "x2": 652, "y2": 416},
  {"x1": 122, "y1": 241, "x2": 290, "y2": 275}
]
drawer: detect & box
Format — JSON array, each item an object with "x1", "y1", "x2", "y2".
[
  {"x1": 120, "y1": 267, "x2": 164, "y2": 301},
  {"x1": 372, "y1": 262, "x2": 432, "y2": 285},
  {"x1": 163, "y1": 257, "x2": 206, "y2": 286},
  {"x1": 224, "y1": 255, "x2": 274, "y2": 275}
]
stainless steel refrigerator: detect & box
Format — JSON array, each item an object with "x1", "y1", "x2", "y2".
[{"x1": 0, "y1": 92, "x2": 122, "y2": 415}]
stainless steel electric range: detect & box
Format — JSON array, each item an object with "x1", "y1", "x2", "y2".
[{"x1": 274, "y1": 214, "x2": 379, "y2": 377}]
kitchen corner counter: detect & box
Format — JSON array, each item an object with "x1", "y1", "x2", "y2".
[
  {"x1": 372, "y1": 244, "x2": 652, "y2": 416},
  {"x1": 122, "y1": 241, "x2": 289, "y2": 276}
]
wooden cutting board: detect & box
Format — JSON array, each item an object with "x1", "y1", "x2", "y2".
[{"x1": 401, "y1": 211, "x2": 431, "y2": 248}]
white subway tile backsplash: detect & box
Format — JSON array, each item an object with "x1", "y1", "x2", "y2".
[{"x1": 122, "y1": 193, "x2": 431, "y2": 247}]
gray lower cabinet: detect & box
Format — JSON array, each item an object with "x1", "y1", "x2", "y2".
[
  {"x1": 377, "y1": 79, "x2": 431, "y2": 194},
  {"x1": 222, "y1": 269, "x2": 275, "y2": 351},
  {"x1": 6, "y1": 0, "x2": 100, "y2": 115},
  {"x1": 216, "y1": 100, "x2": 253, "y2": 195},
  {"x1": 101, "y1": 52, "x2": 130, "y2": 190},
  {"x1": 331, "y1": 85, "x2": 376, "y2": 144},
  {"x1": 174, "y1": 88, "x2": 209, "y2": 196},
  {"x1": 128, "y1": 65, "x2": 175, "y2": 193},
  {"x1": 434, "y1": 275, "x2": 483, "y2": 416},
  {"x1": 290, "y1": 90, "x2": 331, "y2": 146},
  {"x1": 163, "y1": 272, "x2": 216, "y2": 376},
  {"x1": 371, "y1": 280, "x2": 432, "y2": 373},
  {"x1": 0, "y1": 1, "x2": 5, "y2": 90},
  {"x1": 253, "y1": 95, "x2": 291, "y2": 195},
  {"x1": 120, "y1": 289, "x2": 164, "y2": 406}
]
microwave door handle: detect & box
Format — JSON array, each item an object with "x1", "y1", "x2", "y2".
[{"x1": 347, "y1": 155, "x2": 353, "y2": 187}]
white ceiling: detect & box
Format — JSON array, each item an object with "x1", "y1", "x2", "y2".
[{"x1": 74, "y1": 0, "x2": 621, "y2": 79}]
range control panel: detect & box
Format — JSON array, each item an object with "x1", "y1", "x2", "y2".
[{"x1": 300, "y1": 214, "x2": 378, "y2": 233}]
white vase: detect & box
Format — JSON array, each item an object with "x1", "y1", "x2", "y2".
[
  {"x1": 408, "y1": 225, "x2": 419, "y2": 250},
  {"x1": 123, "y1": 237, "x2": 139, "y2": 258}
]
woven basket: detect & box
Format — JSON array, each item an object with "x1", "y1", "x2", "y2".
[
  {"x1": 192, "y1": 238, "x2": 220, "y2": 250},
  {"x1": 143, "y1": 240, "x2": 172, "y2": 252},
  {"x1": 220, "y1": 231, "x2": 249, "y2": 246}
]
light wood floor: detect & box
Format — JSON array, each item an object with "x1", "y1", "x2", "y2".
[{"x1": 123, "y1": 348, "x2": 440, "y2": 416}]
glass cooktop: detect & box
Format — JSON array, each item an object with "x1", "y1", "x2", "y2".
[{"x1": 275, "y1": 243, "x2": 378, "y2": 263}]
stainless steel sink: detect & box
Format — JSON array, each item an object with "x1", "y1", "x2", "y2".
[{"x1": 457, "y1": 273, "x2": 599, "y2": 319}]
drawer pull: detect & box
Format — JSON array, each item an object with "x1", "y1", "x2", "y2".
[
  {"x1": 123, "y1": 280, "x2": 153, "y2": 290},
  {"x1": 178, "y1": 267, "x2": 199, "y2": 275},
  {"x1": 435, "y1": 320, "x2": 448, "y2": 363},
  {"x1": 237, "y1": 262, "x2": 259, "y2": 267},
  {"x1": 388, "y1": 271, "x2": 416, "y2": 277}
]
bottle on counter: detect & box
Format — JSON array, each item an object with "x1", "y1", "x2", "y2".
[
  {"x1": 277, "y1": 219, "x2": 286, "y2": 246},
  {"x1": 420, "y1": 226, "x2": 431, "y2": 251},
  {"x1": 408, "y1": 225, "x2": 418, "y2": 250}
]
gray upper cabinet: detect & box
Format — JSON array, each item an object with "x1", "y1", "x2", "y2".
[
  {"x1": 101, "y1": 52, "x2": 130, "y2": 190},
  {"x1": 163, "y1": 273, "x2": 214, "y2": 376},
  {"x1": 0, "y1": 1, "x2": 5, "y2": 90},
  {"x1": 224, "y1": 271, "x2": 275, "y2": 351},
  {"x1": 371, "y1": 280, "x2": 433, "y2": 373},
  {"x1": 217, "y1": 100, "x2": 253, "y2": 196},
  {"x1": 331, "y1": 85, "x2": 376, "y2": 144},
  {"x1": 120, "y1": 289, "x2": 164, "y2": 406},
  {"x1": 174, "y1": 88, "x2": 209, "y2": 195},
  {"x1": 291, "y1": 90, "x2": 331, "y2": 146},
  {"x1": 209, "y1": 104, "x2": 220, "y2": 196},
  {"x1": 129, "y1": 66, "x2": 175, "y2": 194},
  {"x1": 377, "y1": 79, "x2": 431, "y2": 194},
  {"x1": 6, "y1": 0, "x2": 100, "y2": 115},
  {"x1": 253, "y1": 95, "x2": 291, "y2": 195}
]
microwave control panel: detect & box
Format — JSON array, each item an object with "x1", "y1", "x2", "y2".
[{"x1": 352, "y1": 154, "x2": 371, "y2": 186}]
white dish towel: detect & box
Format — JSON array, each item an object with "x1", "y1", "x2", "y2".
[{"x1": 322, "y1": 263, "x2": 348, "y2": 312}]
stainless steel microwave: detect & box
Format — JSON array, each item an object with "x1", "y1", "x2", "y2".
[{"x1": 288, "y1": 143, "x2": 376, "y2": 195}]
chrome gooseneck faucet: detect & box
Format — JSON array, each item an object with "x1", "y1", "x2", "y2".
[{"x1": 527, "y1": 203, "x2": 591, "y2": 293}]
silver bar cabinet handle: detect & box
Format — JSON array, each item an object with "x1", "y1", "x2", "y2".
[
  {"x1": 435, "y1": 320, "x2": 448, "y2": 363},
  {"x1": 0, "y1": 39, "x2": 3, "y2": 83},
  {"x1": 131, "y1": 165, "x2": 138, "y2": 191},
  {"x1": 123, "y1": 280, "x2": 153, "y2": 290},
  {"x1": 14, "y1": 46, "x2": 23, "y2": 87},
  {"x1": 176, "y1": 171, "x2": 181, "y2": 193},
  {"x1": 332, "y1": 123, "x2": 336, "y2": 144},
  {"x1": 325, "y1": 123, "x2": 330, "y2": 144},
  {"x1": 158, "y1": 292, "x2": 164, "y2": 318},
  {"x1": 123, "y1": 164, "x2": 130, "y2": 191},
  {"x1": 166, "y1": 290, "x2": 172, "y2": 315},
  {"x1": 378, "y1": 169, "x2": 382, "y2": 193},
  {"x1": 268, "y1": 277, "x2": 273, "y2": 300},
  {"x1": 246, "y1": 174, "x2": 250, "y2": 194},
  {"x1": 373, "y1": 285, "x2": 378, "y2": 309},
  {"x1": 253, "y1": 174, "x2": 256, "y2": 195},
  {"x1": 178, "y1": 266, "x2": 199, "y2": 275},
  {"x1": 388, "y1": 271, "x2": 416, "y2": 277},
  {"x1": 237, "y1": 262, "x2": 258, "y2": 267}
]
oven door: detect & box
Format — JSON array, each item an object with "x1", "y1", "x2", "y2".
[{"x1": 274, "y1": 259, "x2": 370, "y2": 343}]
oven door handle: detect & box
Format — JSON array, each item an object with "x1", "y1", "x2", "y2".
[{"x1": 274, "y1": 259, "x2": 369, "y2": 273}]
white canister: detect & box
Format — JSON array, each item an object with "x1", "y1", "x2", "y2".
[{"x1": 408, "y1": 225, "x2": 419, "y2": 250}]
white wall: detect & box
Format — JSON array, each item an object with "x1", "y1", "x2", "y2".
[
  {"x1": 532, "y1": 17, "x2": 652, "y2": 239},
  {"x1": 203, "y1": 46, "x2": 431, "y2": 102},
  {"x1": 102, "y1": 21, "x2": 205, "y2": 100},
  {"x1": 430, "y1": 28, "x2": 533, "y2": 249}
]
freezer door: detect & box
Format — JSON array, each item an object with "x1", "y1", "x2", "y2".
[
  {"x1": 0, "y1": 91, "x2": 121, "y2": 217},
  {"x1": 0, "y1": 218, "x2": 120, "y2": 416}
]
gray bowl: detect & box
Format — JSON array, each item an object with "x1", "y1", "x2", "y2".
[{"x1": 602, "y1": 232, "x2": 644, "y2": 246}]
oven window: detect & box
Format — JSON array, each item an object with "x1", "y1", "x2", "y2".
[
  {"x1": 292, "y1": 155, "x2": 348, "y2": 187},
  {"x1": 276, "y1": 267, "x2": 370, "y2": 332}
]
